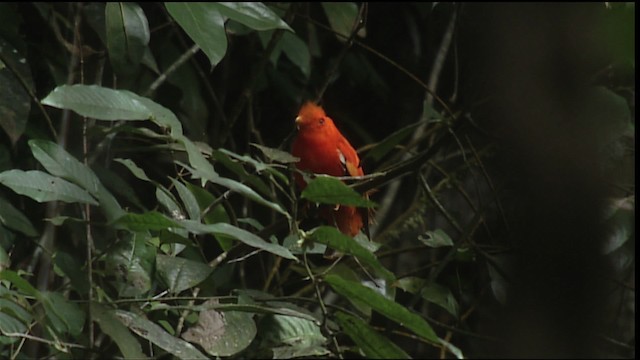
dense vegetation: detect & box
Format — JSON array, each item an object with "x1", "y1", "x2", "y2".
[{"x1": 0, "y1": 3, "x2": 634, "y2": 358}]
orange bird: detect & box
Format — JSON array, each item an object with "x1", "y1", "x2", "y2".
[{"x1": 291, "y1": 101, "x2": 364, "y2": 237}]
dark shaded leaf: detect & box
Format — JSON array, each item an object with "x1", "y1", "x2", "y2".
[
  {"x1": 335, "y1": 311, "x2": 410, "y2": 359},
  {"x1": 325, "y1": 274, "x2": 439, "y2": 343}
]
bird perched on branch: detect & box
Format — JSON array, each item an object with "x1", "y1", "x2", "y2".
[{"x1": 291, "y1": 101, "x2": 366, "y2": 237}]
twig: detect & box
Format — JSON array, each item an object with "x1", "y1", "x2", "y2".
[{"x1": 143, "y1": 43, "x2": 200, "y2": 97}]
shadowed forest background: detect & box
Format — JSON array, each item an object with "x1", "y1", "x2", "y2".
[{"x1": 0, "y1": 3, "x2": 634, "y2": 359}]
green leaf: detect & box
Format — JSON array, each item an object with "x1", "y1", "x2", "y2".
[
  {"x1": 324, "y1": 274, "x2": 439, "y2": 343},
  {"x1": 92, "y1": 303, "x2": 147, "y2": 359},
  {"x1": 209, "y1": 174, "x2": 289, "y2": 217},
  {"x1": 259, "y1": 314, "x2": 328, "y2": 358},
  {"x1": 179, "y1": 220, "x2": 297, "y2": 261},
  {"x1": 0, "y1": 197, "x2": 37, "y2": 236},
  {"x1": 114, "y1": 158, "x2": 152, "y2": 182},
  {"x1": 182, "y1": 299, "x2": 257, "y2": 357},
  {"x1": 213, "y1": 2, "x2": 292, "y2": 31},
  {"x1": 105, "y1": 2, "x2": 150, "y2": 75},
  {"x1": 251, "y1": 143, "x2": 300, "y2": 164},
  {"x1": 308, "y1": 226, "x2": 393, "y2": 281},
  {"x1": 418, "y1": 229, "x2": 453, "y2": 248},
  {"x1": 0, "y1": 313, "x2": 27, "y2": 341},
  {"x1": 0, "y1": 170, "x2": 98, "y2": 205},
  {"x1": 210, "y1": 149, "x2": 272, "y2": 196},
  {"x1": 42, "y1": 84, "x2": 151, "y2": 120},
  {"x1": 0, "y1": 298, "x2": 32, "y2": 325},
  {"x1": 105, "y1": 233, "x2": 156, "y2": 297},
  {"x1": 0, "y1": 38, "x2": 32, "y2": 145},
  {"x1": 29, "y1": 139, "x2": 100, "y2": 195},
  {"x1": 321, "y1": 2, "x2": 359, "y2": 41},
  {"x1": 395, "y1": 277, "x2": 459, "y2": 317},
  {"x1": 335, "y1": 312, "x2": 411, "y2": 359},
  {"x1": 301, "y1": 176, "x2": 376, "y2": 208},
  {"x1": 114, "y1": 211, "x2": 178, "y2": 232},
  {"x1": 170, "y1": 178, "x2": 201, "y2": 221},
  {"x1": 0, "y1": 270, "x2": 38, "y2": 297},
  {"x1": 279, "y1": 31, "x2": 311, "y2": 78},
  {"x1": 40, "y1": 291, "x2": 85, "y2": 337},
  {"x1": 156, "y1": 254, "x2": 214, "y2": 293},
  {"x1": 115, "y1": 309, "x2": 209, "y2": 359},
  {"x1": 165, "y1": 2, "x2": 227, "y2": 68}
]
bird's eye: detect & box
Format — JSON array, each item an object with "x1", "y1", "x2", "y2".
[{"x1": 319, "y1": 118, "x2": 325, "y2": 125}]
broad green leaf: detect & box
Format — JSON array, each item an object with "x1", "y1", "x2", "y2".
[
  {"x1": 29, "y1": 139, "x2": 100, "y2": 195},
  {"x1": 0, "y1": 197, "x2": 37, "y2": 236},
  {"x1": 335, "y1": 312, "x2": 410, "y2": 359},
  {"x1": 0, "y1": 170, "x2": 98, "y2": 205},
  {"x1": 179, "y1": 220, "x2": 297, "y2": 261},
  {"x1": 283, "y1": 233, "x2": 326, "y2": 255},
  {"x1": 114, "y1": 211, "x2": 178, "y2": 232},
  {"x1": 114, "y1": 158, "x2": 152, "y2": 182},
  {"x1": 42, "y1": 84, "x2": 151, "y2": 120},
  {"x1": 115, "y1": 309, "x2": 209, "y2": 359},
  {"x1": 29, "y1": 140, "x2": 124, "y2": 221},
  {"x1": 105, "y1": 2, "x2": 150, "y2": 75},
  {"x1": 0, "y1": 313, "x2": 26, "y2": 341},
  {"x1": 182, "y1": 299, "x2": 257, "y2": 357},
  {"x1": 259, "y1": 314, "x2": 329, "y2": 358},
  {"x1": 170, "y1": 178, "x2": 201, "y2": 221},
  {"x1": 0, "y1": 38, "x2": 32, "y2": 144},
  {"x1": 395, "y1": 277, "x2": 459, "y2": 317},
  {"x1": 185, "y1": 183, "x2": 233, "y2": 251},
  {"x1": 0, "y1": 270, "x2": 38, "y2": 296},
  {"x1": 213, "y1": 2, "x2": 292, "y2": 31},
  {"x1": 418, "y1": 229, "x2": 454, "y2": 248},
  {"x1": 156, "y1": 185, "x2": 185, "y2": 220},
  {"x1": 40, "y1": 291, "x2": 85, "y2": 337},
  {"x1": 251, "y1": 143, "x2": 300, "y2": 164},
  {"x1": 179, "y1": 135, "x2": 217, "y2": 180},
  {"x1": 279, "y1": 31, "x2": 310, "y2": 78},
  {"x1": 165, "y1": 2, "x2": 227, "y2": 68},
  {"x1": 301, "y1": 176, "x2": 376, "y2": 208},
  {"x1": 0, "y1": 298, "x2": 32, "y2": 325},
  {"x1": 105, "y1": 233, "x2": 156, "y2": 297},
  {"x1": 321, "y1": 2, "x2": 359, "y2": 41},
  {"x1": 92, "y1": 303, "x2": 147, "y2": 359},
  {"x1": 325, "y1": 274, "x2": 439, "y2": 343},
  {"x1": 308, "y1": 226, "x2": 393, "y2": 281},
  {"x1": 156, "y1": 254, "x2": 214, "y2": 293}
]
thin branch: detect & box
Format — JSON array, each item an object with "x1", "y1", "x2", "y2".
[{"x1": 143, "y1": 43, "x2": 200, "y2": 97}]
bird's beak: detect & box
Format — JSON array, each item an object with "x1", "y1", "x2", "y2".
[{"x1": 295, "y1": 116, "x2": 302, "y2": 127}]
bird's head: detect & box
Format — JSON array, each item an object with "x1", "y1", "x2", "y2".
[{"x1": 295, "y1": 101, "x2": 335, "y2": 132}]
